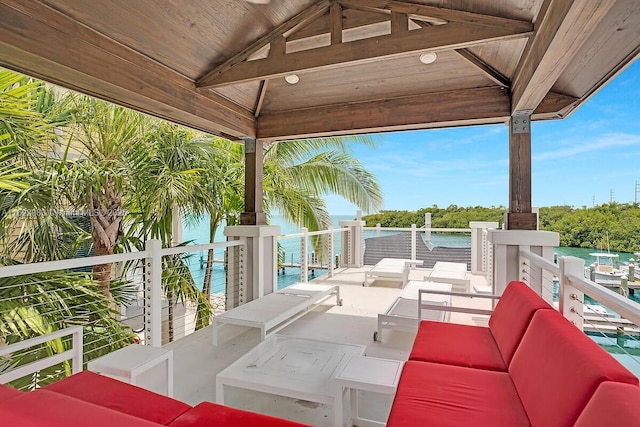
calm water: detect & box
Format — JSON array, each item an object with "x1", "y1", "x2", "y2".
[{"x1": 182, "y1": 215, "x2": 639, "y2": 293}]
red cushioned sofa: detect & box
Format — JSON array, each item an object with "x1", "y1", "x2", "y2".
[
  {"x1": 388, "y1": 280, "x2": 640, "y2": 427},
  {"x1": 0, "y1": 370, "x2": 309, "y2": 427}
]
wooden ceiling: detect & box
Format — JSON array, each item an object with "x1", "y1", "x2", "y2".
[{"x1": 0, "y1": 0, "x2": 638, "y2": 142}]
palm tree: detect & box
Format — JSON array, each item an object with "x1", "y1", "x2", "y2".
[
  {"x1": 126, "y1": 122, "x2": 213, "y2": 340},
  {"x1": 193, "y1": 135, "x2": 382, "y2": 295},
  {"x1": 263, "y1": 137, "x2": 382, "y2": 231},
  {"x1": 193, "y1": 137, "x2": 244, "y2": 298},
  {"x1": 0, "y1": 69, "x2": 136, "y2": 388},
  {"x1": 61, "y1": 94, "x2": 149, "y2": 297}
]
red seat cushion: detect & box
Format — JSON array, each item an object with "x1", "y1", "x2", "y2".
[
  {"x1": 387, "y1": 361, "x2": 530, "y2": 427},
  {"x1": 509, "y1": 310, "x2": 639, "y2": 427},
  {"x1": 0, "y1": 389, "x2": 159, "y2": 427},
  {"x1": 489, "y1": 280, "x2": 553, "y2": 366},
  {"x1": 44, "y1": 371, "x2": 190, "y2": 425},
  {"x1": 0, "y1": 383, "x2": 23, "y2": 403},
  {"x1": 409, "y1": 321, "x2": 507, "y2": 371},
  {"x1": 169, "y1": 401, "x2": 312, "y2": 427},
  {"x1": 574, "y1": 381, "x2": 640, "y2": 427}
]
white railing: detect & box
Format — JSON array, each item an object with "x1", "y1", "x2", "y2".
[
  {"x1": 362, "y1": 225, "x2": 473, "y2": 272},
  {"x1": 520, "y1": 249, "x2": 640, "y2": 373},
  {"x1": 277, "y1": 227, "x2": 348, "y2": 283},
  {"x1": 0, "y1": 239, "x2": 246, "y2": 388},
  {"x1": 0, "y1": 326, "x2": 83, "y2": 387}
]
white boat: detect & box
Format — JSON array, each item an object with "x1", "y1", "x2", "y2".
[{"x1": 586, "y1": 253, "x2": 626, "y2": 282}]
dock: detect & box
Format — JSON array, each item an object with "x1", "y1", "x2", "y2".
[{"x1": 583, "y1": 315, "x2": 640, "y2": 337}]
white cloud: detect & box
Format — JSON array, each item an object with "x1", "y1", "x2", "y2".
[{"x1": 533, "y1": 133, "x2": 640, "y2": 161}]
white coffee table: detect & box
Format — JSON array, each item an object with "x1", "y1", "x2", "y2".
[
  {"x1": 334, "y1": 355, "x2": 404, "y2": 427},
  {"x1": 216, "y1": 334, "x2": 366, "y2": 424},
  {"x1": 87, "y1": 344, "x2": 173, "y2": 397}
]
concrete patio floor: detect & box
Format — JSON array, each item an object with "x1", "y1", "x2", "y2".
[{"x1": 156, "y1": 266, "x2": 490, "y2": 426}]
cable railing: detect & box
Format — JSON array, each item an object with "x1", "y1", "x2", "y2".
[
  {"x1": 520, "y1": 249, "x2": 640, "y2": 375},
  {"x1": 276, "y1": 227, "x2": 348, "y2": 285},
  {"x1": 0, "y1": 238, "x2": 246, "y2": 389}
]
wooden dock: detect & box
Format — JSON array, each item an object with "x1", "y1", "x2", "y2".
[{"x1": 583, "y1": 315, "x2": 640, "y2": 337}]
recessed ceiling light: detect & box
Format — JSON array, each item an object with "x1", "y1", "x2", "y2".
[
  {"x1": 284, "y1": 74, "x2": 299, "y2": 84},
  {"x1": 419, "y1": 52, "x2": 437, "y2": 64}
]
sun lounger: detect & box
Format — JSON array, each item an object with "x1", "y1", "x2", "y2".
[
  {"x1": 374, "y1": 280, "x2": 452, "y2": 342},
  {"x1": 425, "y1": 261, "x2": 470, "y2": 292},
  {"x1": 364, "y1": 258, "x2": 423, "y2": 287},
  {"x1": 212, "y1": 283, "x2": 341, "y2": 346}
]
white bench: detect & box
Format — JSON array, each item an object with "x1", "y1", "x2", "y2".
[
  {"x1": 364, "y1": 258, "x2": 423, "y2": 287},
  {"x1": 374, "y1": 280, "x2": 452, "y2": 342},
  {"x1": 426, "y1": 261, "x2": 470, "y2": 292},
  {"x1": 212, "y1": 283, "x2": 341, "y2": 346}
]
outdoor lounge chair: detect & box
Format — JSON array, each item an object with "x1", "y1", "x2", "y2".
[
  {"x1": 425, "y1": 261, "x2": 470, "y2": 292},
  {"x1": 212, "y1": 283, "x2": 342, "y2": 346},
  {"x1": 364, "y1": 258, "x2": 423, "y2": 287}
]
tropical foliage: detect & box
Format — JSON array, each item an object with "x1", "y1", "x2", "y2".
[
  {"x1": 0, "y1": 67, "x2": 384, "y2": 387},
  {"x1": 363, "y1": 204, "x2": 640, "y2": 253}
]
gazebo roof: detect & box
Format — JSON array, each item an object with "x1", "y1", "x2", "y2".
[{"x1": 0, "y1": 0, "x2": 638, "y2": 141}]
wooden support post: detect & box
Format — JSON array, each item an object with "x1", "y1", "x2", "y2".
[
  {"x1": 241, "y1": 138, "x2": 266, "y2": 225},
  {"x1": 507, "y1": 112, "x2": 536, "y2": 230},
  {"x1": 391, "y1": 12, "x2": 409, "y2": 33},
  {"x1": 330, "y1": 3, "x2": 343, "y2": 45}
]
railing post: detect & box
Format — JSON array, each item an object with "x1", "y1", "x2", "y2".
[
  {"x1": 72, "y1": 326, "x2": 83, "y2": 374},
  {"x1": 300, "y1": 227, "x2": 308, "y2": 282},
  {"x1": 470, "y1": 222, "x2": 499, "y2": 275},
  {"x1": 328, "y1": 227, "x2": 334, "y2": 278},
  {"x1": 411, "y1": 224, "x2": 417, "y2": 261},
  {"x1": 424, "y1": 213, "x2": 431, "y2": 245},
  {"x1": 559, "y1": 256, "x2": 585, "y2": 330},
  {"x1": 144, "y1": 239, "x2": 162, "y2": 347}
]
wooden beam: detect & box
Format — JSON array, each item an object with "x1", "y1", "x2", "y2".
[
  {"x1": 197, "y1": 0, "x2": 331, "y2": 88},
  {"x1": 269, "y1": 36, "x2": 287, "y2": 57},
  {"x1": 330, "y1": 3, "x2": 343, "y2": 44},
  {"x1": 341, "y1": 0, "x2": 533, "y2": 31},
  {"x1": 508, "y1": 114, "x2": 532, "y2": 222},
  {"x1": 0, "y1": 0, "x2": 255, "y2": 138},
  {"x1": 199, "y1": 22, "x2": 531, "y2": 88},
  {"x1": 390, "y1": 12, "x2": 408, "y2": 33},
  {"x1": 533, "y1": 91, "x2": 579, "y2": 118},
  {"x1": 412, "y1": 20, "x2": 510, "y2": 87},
  {"x1": 241, "y1": 139, "x2": 266, "y2": 226},
  {"x1": 254, "y1": 80, "x2": 268, "y2": 118},
  {"x1": 258, "y1": 86, "x2": 510, "y2": 141},
  {"x1": 289, "y1": 8, "x2": 388, "y2": 41},
  {"x1": 511, "y1": 0, "x2": 616, "y2": 113},
  {"x1": 454, "y1": 49, "x2": 511, "y2": 87}
]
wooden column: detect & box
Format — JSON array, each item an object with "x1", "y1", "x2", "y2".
[
  {"x1": 507, "y1": 112, "x2": 537, "y2": 230},
  {"x1": 241, "y1": 138, "x2": 266, "y2": 225}
]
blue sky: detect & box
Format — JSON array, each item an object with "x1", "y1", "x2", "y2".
[{"x1": 325, "y1": 59, "x2": 640, "y2": 215}]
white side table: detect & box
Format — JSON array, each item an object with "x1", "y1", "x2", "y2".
[
  {"x1": 88, "y1": 344, "x2": 174, "y2": 397},
  {"x1": 334, "y1": 356, "x2": 404, "y2": 427}
]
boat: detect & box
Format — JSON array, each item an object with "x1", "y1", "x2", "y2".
[{"x1": 586, "y1": 253, "x2": 626, "y2": 282}]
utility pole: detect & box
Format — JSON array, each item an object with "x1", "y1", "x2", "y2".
[{"x1": 635, "y1": 180, "x2": 639, "y2": 205}]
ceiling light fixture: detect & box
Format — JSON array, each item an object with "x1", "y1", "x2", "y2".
[
  {"x1": 284, "y1": 74, "x2": 299, "y2": 84},
  {"x1": 419, "y1": 52, "x2": 438, "y2": 64}
]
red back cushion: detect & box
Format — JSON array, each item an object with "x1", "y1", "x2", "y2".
[
  {"x1": 45, "y1": 371, "x2": 190, "y2": 424},
  {"x1": 0, "y1": 383, "x2": 23, "y2": 403},
  {"x1": 574, "y1": 381, "x2": 640, "y2": 427},
  {"x1": 0, "y1": 389, "x2": 159, "y2": 427},
  {"x1": 169, "y1": 402, "x2": 312, "y2": 427},
  {"x1": 509, "y1": 310, "x2": 639, "y2": 427},
  {"x1": 489, "y1": 280, "x2": 552, "y2": 365}
]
